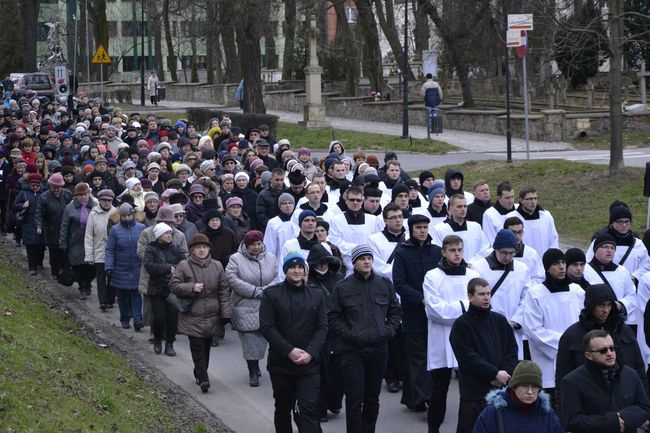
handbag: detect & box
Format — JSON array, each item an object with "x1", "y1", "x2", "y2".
[
  {"x1": 15, "y1": 208, "x2": 27, "y2": 224},
  {"x1": 167, "y1": 262, "x2": 198, "y2": 313},
  {"x1": 57, "y1": 255, "x2": 75, "y2": 286}
]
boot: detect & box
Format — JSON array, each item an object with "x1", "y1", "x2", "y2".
[
  {"x1": 164, "y1": 342, "x2": 176, "y2": 357},
  {"x1": 153, "y1": 340, "x2": 162, "y2": 354},
  {"x1": 247, "y1": 360, "x2": 259, "y2": 387}
]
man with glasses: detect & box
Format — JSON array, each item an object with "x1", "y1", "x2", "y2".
[
  {"x1": 506, "y1": 186, "x2": 559, "y2": 257},
  {"x1": 290, "y1": 183, "x2": 336, "y2": 233},
  {"x1": 587, "y1": 204, "x2": 650, "y2": 284},
  {"x1": 470, "y1": 229, "x2": 531, "y2": 360},
  {"x1": 561, "y1": 329, "x2": 650, "y2": 433},
  {"x1": 329, "y1": 186, "x2": 383, "y2": 275},
  {"x1": 556, "y1": 284, "x2": 646, "y2": 413},
  {"x1": 450, "y1": 277, "x2": 518, "y2": 433}
]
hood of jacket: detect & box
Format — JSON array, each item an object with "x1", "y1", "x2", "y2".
[
  {"x1": 484, "y1": 388, "x2": 552, "y2": 413},
  {"x1": 444, "y1": 168, "x2": 463, "y2": 196},
  {"x1": 307, "y1": 243, "x2": 341, "y2": 275},
  {"x1": 578, "y1": 283, "x2": 623, "y2": 330}
]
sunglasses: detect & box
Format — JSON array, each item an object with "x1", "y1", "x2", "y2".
[{"x1": 589, "y1": 345, "x2": 616, "y2": 355}]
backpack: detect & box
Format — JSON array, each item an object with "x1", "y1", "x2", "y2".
[{"x1": 425, "y1": 87, "x2": 441, "y2": 108}]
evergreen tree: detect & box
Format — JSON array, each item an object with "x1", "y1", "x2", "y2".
[{"x1": 0, "y1": 0, "x2": 24, "y2": 76}]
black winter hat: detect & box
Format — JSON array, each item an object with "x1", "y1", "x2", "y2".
[
  {"x1": 542, "y1": 248, "x2": 566, "y2": 271},
  {"x1": 565, "y1": 248, "x2": 586, "y2": 266},
  {"x1": 593, "y1": 233, "x2": 616, "y2": 252},
  {"x1": 391, "y1": 183, "x2": 410, "y2": 202},
  {"x1": 169, "y1": 192, "x2": 188, "y2": 205},
  {"x1": 609, "y1": 205, "x2": 632, "y2": 224},
  {"x1": 203, "y1": 208, "x2": 222, "y2": 224},
  {"x1": 419, "y1": 170, "x2": 434, "y2": 185}
]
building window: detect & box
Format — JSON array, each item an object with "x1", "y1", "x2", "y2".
[
  {"x1": 122, "y1": 21, "x2": 150, "y2": 37},
  {"x1": 180, "y1": 56, "x2": 206, "y2": 69},
  {"x1": 108, "y1": 21, "x2": 118, "y2": 38}
]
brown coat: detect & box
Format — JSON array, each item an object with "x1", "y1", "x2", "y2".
[{"x1": 169, "y1": 255, "x2": 232, "y2": 338}]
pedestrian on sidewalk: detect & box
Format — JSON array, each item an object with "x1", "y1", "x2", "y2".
[
  {"x1": 260, "y1": 251, "x2": 329, "y2": 433},
  {"x1": 170, "y1": 233, "x2": 232, "y2": 393},
  {"x1": 14, "y1": 173, "x2": 45, "y2": 275}
]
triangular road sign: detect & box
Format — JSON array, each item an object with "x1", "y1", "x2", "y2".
[{"x1": 92, "y1": 45, "x2": 112, "y2": 64}]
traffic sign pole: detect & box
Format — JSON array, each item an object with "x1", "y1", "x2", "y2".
[{"x1": 91, "y1": 45, "x2": 111, "y2": 104}]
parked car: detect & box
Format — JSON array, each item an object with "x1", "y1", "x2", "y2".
[{"x1": 13, "y1": 73, "x2": 54, "y2": 97}]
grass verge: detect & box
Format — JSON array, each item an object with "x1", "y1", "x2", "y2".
[
  {"x1": 277, "y1": 121, "x2": 457, "y2": 154},
  {"x1": 424, "y1": 160, "x2": 646, "y2": 247},
  {"x1": 0, "y1": 256, "x2": 212, "y2": 432},
  {"x1": 570, "y1": 130, "x2": 650, "y2": 150}
]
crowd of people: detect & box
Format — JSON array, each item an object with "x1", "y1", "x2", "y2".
[{"x1": 3, "y1": 92, "x2": 650, "y2": 433}]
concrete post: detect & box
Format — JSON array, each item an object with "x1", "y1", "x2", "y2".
[{"x1": 299, "y1": 15, "x2": 331, "y2": 130}]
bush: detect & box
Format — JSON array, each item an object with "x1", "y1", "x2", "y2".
[{"x1": 186, "y1": 108, "x2": 279, "y2": 138}]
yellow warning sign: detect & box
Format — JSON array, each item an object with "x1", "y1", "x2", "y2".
[{"x1": 92, "y1": 45, "x2": 112, "y2": 64}]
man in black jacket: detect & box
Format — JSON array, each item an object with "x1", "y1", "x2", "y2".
[
  {"x1": 449, "y1": 277, "x2": 518, "y2": 433},
  {"x1": 555, "y1": 284, "x2": 646, "y2": 411},
  {"x1": 392, "y1": 214, "x2": 441, "y2": 411},
  {"x1": 561, "y1": 329, "x2": 650, "y2": 433},
  {"x1": 256, "y1": 168, "x2": 287, "y2": 231},
  {"x1": 328, "y1": 245, "x2": 402, "y2": 433},
  {"x1": 260, "y1": 251, "x2": 329, "y2": 433}
]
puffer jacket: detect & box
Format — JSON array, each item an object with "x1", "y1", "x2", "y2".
[
  {"x1": 59, "y1": 197, "x2": 97, "y2": 266},
  {"x1": 84, "y1": 204, "x2": 115, "y2": 263},
  {"x1": 473, "y1": 388, "x2": 563, "y2": 433},
  {"x1": 35, "y1": 188, "x2": 73, "y2": 246},
  {"x1": 170, "y1": 255, "x2": 232, "y2": 338},
  {"x1": 105, "y1": 219, "x2": 146, "y2": 289},
  {"x1": 225, "y1": 242, "x2": 278, "y2": 332},
  {"x1": 143, "y1": 240, "x2": 186, "y2": 297},
  {"x1": 256, "y1": 185, "x2": 286, "y2": 231}
]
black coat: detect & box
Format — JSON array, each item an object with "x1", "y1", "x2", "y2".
[
  {"x1": 255, "y1": 185, "x2": 286, "y2": 231},
  {"x1": 260, "y1": 280, "x2": 328, "y2": 376},
  {"x1": 35, "y1": 188, "x2": 73, "y2": 246},
  {"x1": 556, "y1": 284, "x2": 646, "y2": 411},
  {"x1": 392, "y1": 237, "x2": 441, "y2": 333},
  {"x1": 561, "y1": 361, "x2": 650, "y2": 433},
  {"x1": 328, "y1": 270, "x2": 402, "y2": 352},
  {"x1": 449, "y1": 304, "x2": 518, "y2": 400},
  {"x1": 467, "y1": 199, "x2": 492, "y2": 226},
  {"x1": 232, "y1": 186, "x2": 258, "y2": 230},
  {"x1": 143, "y1": 241, "x2": 187, "y2": 297}
]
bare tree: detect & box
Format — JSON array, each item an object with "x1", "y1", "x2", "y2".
[
  {"x1": 412, "y1": 0, "x2": 430, "y2": 61},
  {"x1": 237, "y1": 0, "x2": 266, "y2": 112},
  {"x1": 219, "y1": 0, "x2": 240, "y2": 82},
  {"x1": 374, "y1": 0, "x2": 415, "y2": 80},
  {"x1": 330, "y1": 0, "x2": 359, "y2": 95},
  {"x1": 356, "y1": 0, "x2": 384, "y2": 92},
  {"x1": 282, "y1": 0, "x2": 297, "y2": 79},
  {"x1": 20, "y1": 0, "x2": 40, "y2": 71},
  {"x1": 163, "y1": 0, "x2": 178, "y2": 81},
  {"x1": 607, "y1": 0, "x2": 625, "y2": 173}
]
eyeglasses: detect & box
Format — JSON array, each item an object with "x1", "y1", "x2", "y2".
[
  {"x1": 522, "y1": 196, "x2": 538, "y2": 201},
  {"x1": 588, "y1": 345, "x2": 616, "y2": 355},
  {"x1": 614, "y1": 219, "x2": 631, "y2": 225},
  {"x1": 346, "y1": 198, "x2": 363, "y2": 203},
  {"x1": 497, "y1": 249, "x2": 516, "y2": 256}
]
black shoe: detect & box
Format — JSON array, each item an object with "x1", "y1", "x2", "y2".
[
  {"x1": 320, "y1": 414, "x2": 328, "y2": 423},
  {"x1": 195, "y1": 378, "x2": 201, "y2": 385},
  {"x1": 29, "y1": 270, "x2": 37, "y2": 276},
  {"x1": 200, "y1": 381, "x2": 210, "y2": 393},
  {"x1": 79, "y1": 291, "x2": 87, "y2": 300},
  {"x1": 407, "y1": 402, "x2": 427, "y2": 412},
  {"x1": 121, "y1": 322, "x2": 130, "y2": 329},
  {"x1": 14, "y1": 240, "x2": 21, "y2": 247},
  {"x1": 133, "y1": 321, "x2": 143, "y2": 332},
  {"x1": 164, "y1": 342, "x2": 176, "y2": 357},
  {"x1": 387, "y1": 381, "x2": 400, "y2": 393},
  {"x1": 100, "y1": 304, "x2": 107, "y2": 312},
  {"x1": 211, "y1": 337, "x2": 220, "y2": 347},
  {"x1": 249, "y1": 372, "x2": 259, "y2": 387},
  {"x1": 153, "y1": 340, "x2": 162, "y2": 354},
  {"x1": 329, "y1": 408, "x2": 340, "y2": 415}
]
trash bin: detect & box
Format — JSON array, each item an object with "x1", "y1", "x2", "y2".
[{"x1": 158, "y1": 86, "x2": 166, "y2": 101}]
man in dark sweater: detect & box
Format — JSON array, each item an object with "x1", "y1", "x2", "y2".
[
  {"x1": 260, "y1": 252, "x2": 329, "y2": 433},
  {"x1": 449, "y1": 277, "x2": 519, "y2": 433},
  {"x1": 466, "y1": 180, "x2": 492, "y2": 226}
]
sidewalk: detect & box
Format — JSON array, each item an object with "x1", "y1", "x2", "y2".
[{"x1": 155, "y1": 100, "x2": 573, "y2": 154}]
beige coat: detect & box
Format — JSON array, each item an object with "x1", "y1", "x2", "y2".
[{"x1": 84, "y1": 205, "x2": 114, "y2": 263}]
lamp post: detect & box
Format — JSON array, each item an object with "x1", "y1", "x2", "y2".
[
  {"x1": 401, "y1": 1, "x2": 408, "y2": 138},
  {"x1": 140, "y1": 0, "x2": 145, "y2": 106}
]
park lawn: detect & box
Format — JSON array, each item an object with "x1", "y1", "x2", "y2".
[
  {"x1": 276, "y1": 121, "x2": 457, "y2": 154},
  {"x1": 0, "y1": 265, "x2": 207, "y2": 432},
  {"x1": 426, "y1": 160, "x2": 646, "y2": 247},
  {"x1": 570, "y1": 130, "x2": 650, "y2": 150}
]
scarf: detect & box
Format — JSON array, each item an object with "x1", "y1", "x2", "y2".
[{"x1": 79, "y1": 205, "x2": 89, "y2": 231}]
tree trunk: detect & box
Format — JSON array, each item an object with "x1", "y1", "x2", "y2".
[
  {"x1": 20, "y1": 0, "x2": 40, "y2": 71},
  {"x1": 262, "y1": 1, "x2": 278, "y2": 69},
  {"x1": 413, "y1": 0, "x2": 429, "y2": 61},
  {"x1": 282, "y1": 0, "x2": 297, "y2": 79},
  {"x1": 374, "y1": 0, "x2": 414, "y2": 80},
  {"x1": 238, "y1": 0, "x2": 266, "y2": 113},
  {"x1": 219, "y1": 0, "x2": 239, "y2": 82},
  {"x1": 608, "y1": 0, "x2": 625, "y2": 173},
  {"x1": 0, "y1": 0, "x2": 24, "y2": 75},
  {"x1": 331, "y1": 0, "x2": 358, "y2": 96},
  {"x1": 163, "y1": 0, "x2": 177, "y2": 81},
  {"x1": 150, "y1": 0, "x2": 163, "y2": 80},
  {"x1": 89, "y1": 0, "x2": 109, "y2": 81},
  {"x1": 356, "y1": 0, "x2": 383, "y2": 93},
  {"x1": 205, "y1": 0, "x2": 217, "y2": 84}
]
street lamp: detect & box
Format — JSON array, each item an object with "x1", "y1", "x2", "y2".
[
  {"x1": 140, "y1": 0, "x2": 145, "y2": 106},
  {"x1": 401, "y1": 0, "x2": 408, "y2": 138}
]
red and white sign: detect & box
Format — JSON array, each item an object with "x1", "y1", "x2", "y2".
[
  {"x1": 507, "y1": 30, "x2": 523, "y2": 47},
  {"x1": 508, "y1": 14, "x2": 533, "y2": 31}
]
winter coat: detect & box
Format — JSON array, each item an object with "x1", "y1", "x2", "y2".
[
  {"x1": 202, "y1": 226, "x2": 238, "y2": 269},
  {"x1": 175, "y1": 219, "x2": 198, "y2": 246},
  {"x1": 260, "y1": 279, "x2": 329, "y2": 376},
  {"x1": 561, "y1": 361, "x2": 650, "y2": 433},
  {"x1": 555, "y1": 284, "x2": 646, "y2": 410},
  {"x1": 472, "y1": 389, "x2": 563, "y2": 433},
  {"x1": 392, "y1": 236, "x2": 442, "y2": 334},
  {"x1": 328, "y1": 270, "x2": 402, "y2": 353},
  {"x1": 143, "y1": 241, "x2": 187, "y2": 297},
  {"x1": 136, "y1": 225, "x2": 188, "y2": 295},
  {"x1": 170, "y1": 255, "x2": 232, "y2": 338},
  {"x1": 232, "y1": 186, "x2": 258, "y2": 230},
  {"x1": 35, "y1": 188, "x2": 73, "y2": 246},
  {"x1": 83, "y1": 205, "x2": 114, "y2": 263},
  {"x1": 14, "y1": 189, "x2": 44, "y2": 246},
  {"x1": 105, "y1": 219, "x2": 146, "y2": 290},
  {"x1": 225, "y1": 242, "x2": 278, "y2": 332},
  {"x1": 59, "y1": 198, "x2": 98, "y2": 266},
  {"x1": 256, "y1": 185, "x2": 286, "y2": 231}
]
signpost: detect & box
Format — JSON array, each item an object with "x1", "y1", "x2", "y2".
[
  {"x1": 91, "y1": 44, "x2": 112, "y2": 102},
  {"x1": 507, "y1": 14, "x2": 533, "y2": 160}
]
